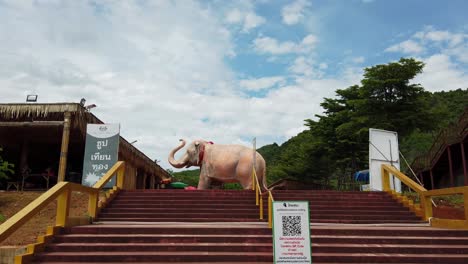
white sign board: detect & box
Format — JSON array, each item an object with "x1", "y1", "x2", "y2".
[
  {"x1": 369, "y1": 128, "x2": 401, "y2": 192},
  {"x1": 273, "y1": 201, "x2": 311, "y2": 264}
]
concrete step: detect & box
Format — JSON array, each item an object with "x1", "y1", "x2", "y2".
[
  {"x1": 46, "y1": 242, "x2": 468, "y2": 254},
  {"x1": 63, "y1": 225, "x2": 272, "y2": 235},
  {"x1": 53, "y1": 234, "x2": 273, "y2": 243},
  {"x1": 112, "y1": 197, "x2": 255, "y2": 201},
  {"x1": 97, "y1": 217, "x2": 265, "y2": 222},
  {"x1": 100, "y1": 208, "x2": 260, "y2": 214},
  {"x1": 46, "y1": 242, "x2": 273, "y2": 252},
  {"x1": 312, "y1": 243, "x2": 468, "y2": 254},
  {"x1": 34, "y1": 251, "x2": 273, "y2": 262},
  {"x1": 311, "y1": 253, "x2": 468, "y2": 263}
]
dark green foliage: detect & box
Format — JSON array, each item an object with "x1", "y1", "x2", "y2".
[
  {"x1": 171, "y1": 169, "x2": 200, "y2": 187},
  {"x1": 0, "y1": 147, "x2": 14, "y2": 181},
  {"x1": 223, "y1": 183, "x2": 243, "y2": 190}
]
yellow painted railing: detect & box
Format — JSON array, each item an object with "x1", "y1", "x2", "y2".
[
  {"x1": 382, "y1": 164, "x2": 468, "y2": 229},
  {"x1": 423, "y1": 186, "x2": 468, "y2": 229},
  {"x1": 252, "y1": 168, "x2": 274, "y2": 228},
  {"x1": 0, "y1": 161, "x2": 126, "y2": 263}
]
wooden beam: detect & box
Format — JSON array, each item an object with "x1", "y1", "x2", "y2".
[
  {"x1": 0, "y1": 121, "x2": 64, "y2": 127},
  {"x1": 461, "y1": 142, "x2": 467, "y2": 186},
  {"x1": 58, "y1": 112, "x2": 71, "y2": 182},
  {"x1": 430, "y1": 169, "x2": 434, "y2": 190},
  {"x1": 448, "y1": 145, "x2": 454, "y2": 187}
]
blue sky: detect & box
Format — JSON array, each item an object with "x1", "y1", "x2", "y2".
[{"x1": 1, "y1": 0, "x2": 467, "y2": 170}]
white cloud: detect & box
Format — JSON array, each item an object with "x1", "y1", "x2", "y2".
[
  {"x1": 414, "y1": 54, "x2": 468, "y2": 92},
  {"x1": 243, "y1": 13, "x2": 266, "y2": 32},
  {"x1": 352, "y1": 56, "x2": 365, "y2": 64},
  {"x1": 253, "y1": 37, "x2": 296, "y2": 54},
  {"x1": 289, "y1": 56, "x2": 314, "y2": 77},
  {"x1": 385, "y1": 27, "x2": 468, "y2": 94},
  {"x1": 226, "y1": 8, "x2": 243, "y2": 24},
  {"x1": 281, "y1": 0, "x2": 311, "y2": 25},
  {"x1": 239, "y1": 76, "x2": 285, "y2": 91},
  {"x1": 385, "y1": 40, "x2": 424, "y2": 54},
  {"x1": 253, "y1": 34, "x2": 318, "y2": 55},
  {"x1": 224, "y1": 3, "x2": 265, "y2": 32}
]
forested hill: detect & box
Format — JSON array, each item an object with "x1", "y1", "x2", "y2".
[{"x1": 258, "y1": 58, "x2": 467, "y2": 188}]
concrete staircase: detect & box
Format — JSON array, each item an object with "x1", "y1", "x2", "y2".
[{"x1": 31, "y1": 189, "x2": 468, "y2": 263}]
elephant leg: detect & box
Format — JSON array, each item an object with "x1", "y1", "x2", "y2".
[
  {"x1": 197, "y1": 175, "x2": 211, "y2": 190},
  {"x1": 236, "y1": 159, "x2": 254, "y2": 190}
]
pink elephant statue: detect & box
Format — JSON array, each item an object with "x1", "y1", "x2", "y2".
[{"x1": 168, "y1": 139, "x2": 267, "y2": 191}]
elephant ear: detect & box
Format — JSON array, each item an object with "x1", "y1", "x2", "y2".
[
  {"x1": 194, "y1": 141, "x2": 206, "y2": 166},
  {"x1": 194, "y1": 141, "x2": 201, "y2": 164}
]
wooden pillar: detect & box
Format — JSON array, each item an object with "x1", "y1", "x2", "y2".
[
  {"x1": 58, "y1": 112, "x2": 71, "y2": 182},
  {"x1": 20, "y1": 138, "x2": 29, "y2": 191},
  {"x1": 430, "y1": 169, "x2": 434, "y2": 190},
  {"x1": 150, "y1": 174, "x2": 155, "y2": 189},
  {"x1": 447, "y1": 145, "x2": 454, "y2": 187},
  {"x1": 143, "y1": 173, "x2": 148, "y2": 190},
  {"x1": 461, "y1": 142, "x2": 467, "y2": 185},
  {"x1": 19, "y1": 138, "x2": 29, "y2": 172}
]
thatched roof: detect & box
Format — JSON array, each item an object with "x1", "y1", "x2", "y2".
[
  {"x1": 0, "y1": 103, "x2": 101, "y2": 134},
  {"x1": 0, "y1": 103, "x2": 170, "y2": 180}
]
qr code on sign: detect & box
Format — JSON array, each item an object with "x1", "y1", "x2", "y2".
[{"x1": 282, "y1": 215, "x2": 301, "y2": 236}]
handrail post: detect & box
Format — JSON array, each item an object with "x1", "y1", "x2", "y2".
[
  {"x1": 88, "y1": 190, "x2": 99, "y2": 219},
  {"x1": 464, "y1": 187, "x2": 468, "y2": 221},
  {"x1": 259, "y1": 194, "x2": 264, "y2": 219},
  {"x1": 268, "y1": 195, "x2": 273, "y2": 228},
  {"x1": 421, "y1": 194, "x2": 432, "y2": 221},
  {"x1": 117, "y1": 163, "x2": 125, "y2": 189},
  {"x1": 56, "y1": 187, "x2": 71, "y2": 227},
  {"x1": 381, "y1": 166, "x2": 391, "y2": 191},
  {"x1": 255, "y1": 185, "x2": 259, "y2": 206},
  {"x1": 252, "y1": 168, "x2": 255, "y2": 191}
]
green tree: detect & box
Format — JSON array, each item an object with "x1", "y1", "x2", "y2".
[
  {"x1": 0, "y1": 147, "x2": 14, "y2": 181},
  {"x1": 305, "y1": 58, "x2": 433, "y2": 187}
]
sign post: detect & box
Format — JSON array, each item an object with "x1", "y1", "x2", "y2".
[
  {"x1": 273, "y1": 201, "x2": 311, "y2": 264},
  {"x1": 82, "y1": 124, "x2": 120, "y2": 187}
]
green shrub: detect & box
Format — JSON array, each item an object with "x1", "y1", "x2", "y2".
[{"x1": 0, "y1": 147, "x2": 14, "y2": 181}]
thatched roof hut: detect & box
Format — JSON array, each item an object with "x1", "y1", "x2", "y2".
[{"x1": 0, "y1": 103, "x2": 170, "y2": 190}]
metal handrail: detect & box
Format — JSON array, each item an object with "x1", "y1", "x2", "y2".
[{"x1": 0, "y1": 161, "x2": 126, "y2": 243}]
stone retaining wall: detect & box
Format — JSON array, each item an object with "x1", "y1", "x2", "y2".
[{"x1": 0, "y1": 246, "x2": 26, "y2": 264}]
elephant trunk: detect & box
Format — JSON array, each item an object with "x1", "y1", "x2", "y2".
[{"x1": 168, "y1": 139, "x2": 188, "y2": 168}]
